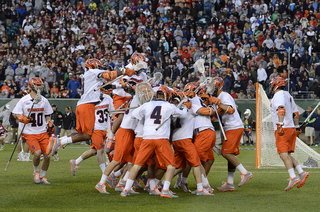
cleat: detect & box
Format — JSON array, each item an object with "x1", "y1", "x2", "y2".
[
  {"x1": 144, "y1": 185, "x2": 150, "y2": 192},
  {"x1": 192, "y1": 189, "x2": 215, "y2": 196},
  {"x1": 110, "y1": 172, "x2": 119, "y2": 188},
  {"x1": 69, "y1": 159, "x2": 78, "y2": 176},
  {"x1": 34, "y1": 171, "x2": 41, "y2": 184},
  {"x1": 217, "y1": 182, "x2": 235, "y2": 192},
  {"x1": 297, "y1": 171, "x2": 309, "y2": 188},
  {"x1": 95, "y1": 182, "x2": 110, "y2": 194},
  {"x1": 129, "y1": 188, "x2": 139, "y2": 194},
  {"x1": 139, "y1": 175, "x2": 148, "y2": 187},
  {"x1": 160, "y1": 189, "x2": 179, "y2": 198},
  {"x1": 174, "y1": 173, "x2": 182, "y2": 189},
  {"x1": 180, "y1": 183, "x2": 191, "y2": 193},
  {"x1": 106, "y1": 176, "x2": 114, "y2": 189},
  {"x1": 40, "y1": 177, "x2": 51, "y2": 184},
  {"x1": 54, "y1": 154, "x2": 59, "y2": 161},
  {"x1": 120, "y1": 189, "x2": 130, "y2": 197},
  {"x1": 0, "y1": 145, "x2": 4, "y2": 151},
  {"x1": 204, "y1": 184, "x2": 214, "y2": 193},
  {"x1": 238, "y1": 171, "x2": 253, "y2": 187},
  {"x1": 149, "y1": 187, "x2": 161, "y2": 195},
  {"x1": 285, "y1": 176, "x2": 301, "y2": 191},
  {"x1": 115, "y1": 179, "x2": 126, "y2": 191},
  {"x1": 46, "y1": 137, "x2": 55, "y2": 156},
  {"x1": 133, "y1": 180, "x2": 144, "y2": 190},
  {"x1": 104, "y1": 138, "x2": 114, "y2": 153},
  {"x1": 157, "y1": 182, "x2": 163, "y2": 191},
  {"x1": 51, "y1": 138, "x2": 62, "y2": 156},
  {"x1": 17, "y1": 152, "x2": 24, "y2": 161},
  {"x1": 24, "y1": 153, "x2": 32, "y2": 162}
]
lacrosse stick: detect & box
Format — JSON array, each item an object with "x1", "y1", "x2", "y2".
[
  {"x1": 147, "y1": 72, "x2": 163, "y2": 84},
  {"x1": 94, "y1": 75, "x2": 123, "y2": 91},
  {"x1": 135, "y1": 82, "x2": 155, "y2": 106},
  {"x1": 193, "y1": 58, "x2": 205, "y2": 76},
  {"x1": 155, "y1": 98, "x2": 188, "y2": 131},
  {"x1": 5, "y1": 89, "x2": 42, "y2": 171},
  {"x1": 213, "y1": 144, "x2": 222, "y2": 156},
  {"x1": 210, "y1": 104, "x2": 227, "y2": 141},
  {"x1": 106, "y1": 106, "x2": 140, "y2": 115},
  {"x1": 299, "y1": 102, "x2": 320, "y2": 128}
]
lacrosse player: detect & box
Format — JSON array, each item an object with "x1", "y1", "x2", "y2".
[
  {"x1": 12, "y1": 77, "x2": 54, "y2": 184},
  {"x1": 243, "y1": 109, "x2": 254, "y2": 146},
  {"x1": 46, "y1": 59, "x2": 135, "y2": 157},
  {"x1": 208, "y1": 77, "x2": 253, "y2": 192},
  {"x1": 69, "y1": 93, "x2": 114, "y2": 176},
  {"x1": 270, "y1": 77, "x2": 309, "y2": 191}
]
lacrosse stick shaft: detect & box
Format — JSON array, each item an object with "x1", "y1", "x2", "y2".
[
  {"x1": 4, "y1": 101, "x2": 37, "y2": 171},
  {"x1": 118, "y1": 98, "x2": 132, "y2": 110},
  {"x1": 211, "y1": 105, "x2": 227, "y2": 141},
  {"x1": 94, "y1": 75, "x2": 123, "y2": 91},
  {"x1": 299, "y1": 102, "x2": 320, "y2": 128},
  {"x1": 155, "y1": 99, "x2": 187, "y2": 131},
  {"x1": 106, "y1": 106, "x2": 140, "y2": 114}
]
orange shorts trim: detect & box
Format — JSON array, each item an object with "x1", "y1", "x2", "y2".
[
  {"x1": 173, "y1": 138, "x2": 201, "y2": 168},
  {"x1": 113, "y1": 94, "x2": 131, "y2": 119},
  {"x1": 134, "y1": 139, "x2": 174, "y2": 167},
  {"x1": 194, "y1": 129, "x2": 216, "y2": 162},
  {"x1": 113, "y1": 127, "x2": 135, "y2": 163},
  {"x1": 275, "y1": 128, "x2": 296, "y2": 154},
  {"x1": 133, "y1": 137, "x2": 143, "y2": 163},
  {"x1": 24, "y1": 132, "x2": 49, "y2": 154},
  {"x1": 91, "y1": 130, "x2": 107, "y2": 150},
  {"x1": 221, "y1": 128, "x2": 244, "y2": 155},
  {"x1": 75, "y1": 103, "x2": 95, "y2": 136}
]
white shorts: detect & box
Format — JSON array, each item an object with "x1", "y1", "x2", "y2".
[{"x1": 305, "y1": 127, "x2": 315, "y2": 137}]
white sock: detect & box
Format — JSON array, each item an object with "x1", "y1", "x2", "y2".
[
  {"x1": 163, "y1": 181, "x2": 171, "y2": 190},
  {"x1": 109, "y1": 132, "x2": 115, "y2": 140},
  {"x1": 123, "y1": 171, "x2": 130, "y2": 181},
  {"x1": 61, "y1": 137, "x2": 73, "y2": 146},
  {"x1": 124, "y1": 179, "x2": 134, "y2": 191},
  {"x1": 236, "y1": 164, "x2": 248, "y2": 175},
  {"x1": 181, "y1": 177, "x2": 188, "y2": 184},
  {"x1": 227, "y1": 172, "x2": 235, "y2": 184},
  {"x1": 99, "y1": 163, "x2": 106, "y2": 172},
  {"x1": 100, "y1": 174, "x2": 108, "y2": 184},
  {"x1": 201, "y1": 174, "x2": 209, "y2": 186},
  {"x1": 154, "y1": 179, "x2": 160, "y2": 185},
  {"x1": 34, "y1": 165, "x2": 39, "y2": 172},
  {"x1": 114, "y1": 170, "x2": 122, "y2": 177},
  {"x1": 146, "y1": 179, "x2": 150, "y2": 187},
  {"x1": 295, "y1": 165, "x2": 303, "y2": 174},
  {"x1": 288, "y1": 168, "x2": 296, "y2": 178},
  {"x1": 40, "y1": 170, "x2": 47, "y2": 178},
  {"x1": 197, "y1": 183, "x2": 203, "y2": 191},
  {"x1": 75, "y1": 156, "x2": 83, "y2": 165},
  {"x1": 149, "y1": 179, "x2": 156, "y2": 190}
]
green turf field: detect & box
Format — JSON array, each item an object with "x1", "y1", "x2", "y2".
[{"x1": 0, "y1": 145, "x2": 319, "y2": 212}]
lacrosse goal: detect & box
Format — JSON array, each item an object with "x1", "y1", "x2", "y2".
[{"x1": 255, "y1": 83, "x2": 320, "y2": 168}]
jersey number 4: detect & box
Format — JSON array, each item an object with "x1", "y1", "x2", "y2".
[
  {"x1": 96, "y1": 109, "x2": 108, "y2": 123},
  {"x1": 151, "y1": 106, "x2": 162, "y2": 124},
  {"x1": 30, "y1": 113, "x2": 43, "y2": 127}
]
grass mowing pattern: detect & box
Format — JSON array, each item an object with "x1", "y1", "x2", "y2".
[{"x1": 1, "y1": 145, "x2": 319, "y2": 212}]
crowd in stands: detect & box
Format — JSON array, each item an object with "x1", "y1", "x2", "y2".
[{"x1": 0, "y1": 0, "x2": 320, "y2": 99}]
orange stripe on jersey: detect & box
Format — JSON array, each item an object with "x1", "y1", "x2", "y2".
[
  {"x1": 95, "y1": 104, "x2": 109, "y2": 110},
  {"x1": 27, "y1": 108, "x2": 45, "y2": 112}
]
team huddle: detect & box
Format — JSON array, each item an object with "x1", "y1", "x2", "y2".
[{"x1": 11, "y1": 52, "x2": 309, "y2": 197}]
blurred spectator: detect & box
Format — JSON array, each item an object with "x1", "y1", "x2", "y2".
[{"x1": 67, "y1": 76, "x2": 81, "y2": 98}]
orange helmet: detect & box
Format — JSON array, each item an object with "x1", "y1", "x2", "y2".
[
  {"x1": 156, "y1": 85, "x2": 168, "y2": 100},
  {"x1": 197, "y1": 84, "x2": 209, "y2": 105},
  {"x1": 209, "y1": 77, "x2": 224, "y2": 96},
  {"x1": 183, "y1": 82, "x2": 200, "y2": 98},
  {"x1": 172, "y1": 88, "x2": 184, "y2": 102},
  {"x1": 85, "y1": 59, "x2": 103, "y2": 69},
  {"x1": 270, "y1": 77, "x2": 287, "y2": 92},
  {"x1": 29, "y1": 77, "x2": 44, "y2": 89},
  {"x1": 131, "y1": 52, "x2": 146, "y2": 65}
]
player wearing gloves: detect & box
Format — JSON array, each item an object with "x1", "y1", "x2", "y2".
[
  {"x1": 208, "y1": 77, "x2": 253, "y2": 192},
  {"x1": 12, "y1": 77, "x2": 54, "y2": 184},
  {"x1": 46, "y1": 59, "x2": 135, "y2": 157},
  {"x1": 270, "y1": 77, "x2": 309, "y2": 191}
]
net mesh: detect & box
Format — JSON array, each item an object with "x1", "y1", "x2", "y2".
[
  {"x1": 193, "y1": 58, "x2": 205, "y2": 74},
  {"x1": 256, "y1": 83, "x2": 320, "y2": 168},
  {"x1": 135, "y1": 82, "x2": 154, "y2": 106}
]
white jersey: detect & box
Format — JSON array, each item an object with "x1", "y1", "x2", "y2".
[
  {"x1": 112, "y1": 70, "x2": 147, "y2": 97},
  {"x1": 94, "y1": 94, "x2": 114, "y2": 131},
  {"x1": 131, "y1": 100, "x2": 187, "y2": 140},
  {"x1": 190, "y1": 95, "x2": 214, "y2": 131},
  {"x1": 134, "y1": 118, "x2": 144, "y2": 138},
  {"x1": 172, "y1": 110, "x2": 195, "y2": 141},
  {"x1": 120, "y1": 96, "x2": 139, "y2": 130},
  {"x1": 12, "y1": 94, "x2": 53, "y2": 135},
  {"x1": 270, "y1": 90, "x2": 297, "y2": 130},
  {"x1": 218, "y1": 91, "x2": 243, "y2": 132},
  {"x1": 77, "y1": 68, "x2": 106, "y2": 106}
]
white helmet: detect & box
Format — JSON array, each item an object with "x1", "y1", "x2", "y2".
[{"x1": 244, "y1": 109, "x2": 251, "y2": 117}]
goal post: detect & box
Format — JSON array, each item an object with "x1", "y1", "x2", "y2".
[{"x1": 255, "y1": 83, "x2": 320, "y2": 168}]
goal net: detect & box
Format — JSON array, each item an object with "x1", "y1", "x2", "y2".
[{"x1": 255, "y1": 83, "x2": 320, "y2": 168}]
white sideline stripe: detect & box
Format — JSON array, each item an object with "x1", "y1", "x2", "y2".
[{"x1": 210, "y1": 170, "x2": 320, "y2": 174}]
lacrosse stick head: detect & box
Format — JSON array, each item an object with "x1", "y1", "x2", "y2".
[
  {"x1": 183, "y1": 82, "x2": 199, "y2": 98},
  {"x1": 193, "y1": 58, "x2": 205, "y2": 75},
  {"x1": 207, "y1": 77, "x2": 223, "y2": 97},
  {"x1": 153, "y1": 72, "x2": 163, "y2": 84},
  {"x1": 135, "y1": 82, "x2": 155, "y2": 105}
]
